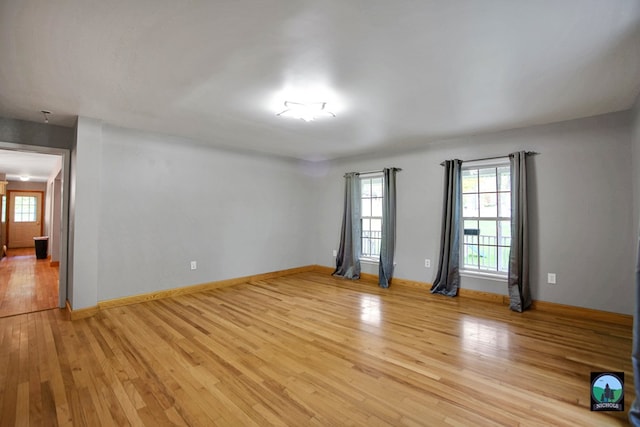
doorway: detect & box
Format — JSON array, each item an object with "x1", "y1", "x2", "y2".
[{"x1": 0, "y1": 144, "x2": 70, "y2": 315}]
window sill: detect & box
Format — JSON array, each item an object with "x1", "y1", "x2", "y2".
[
  {"x1": 460, "y1": 270, "x2": 508, "y2": 282},
  {"x1": 359, "y1": 258, "x2": 398, "y2": 267}
]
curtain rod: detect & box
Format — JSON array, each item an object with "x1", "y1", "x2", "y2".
[
  {"x1": 439, "y1": 151, "x2": 538, "y2": 166},
  {"x1": 344, "y1": 168, "x2": 402, "y2": 177},
  {"x1": 360, "y1": 167, "x2": 402, "y2": 175}
]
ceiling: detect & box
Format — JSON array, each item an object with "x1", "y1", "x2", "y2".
[
  {"x1": 0, "y1": 1, "x2": 639, "y2": 161},
  {"x1": 0, "y1": 150, "x2": 60, "y2": 183}
]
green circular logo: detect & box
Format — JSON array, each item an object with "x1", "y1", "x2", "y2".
[{"x1": 591, "y1": 373, "x2": 623, "y2": 403}]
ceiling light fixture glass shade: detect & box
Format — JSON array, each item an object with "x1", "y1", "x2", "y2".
[{"x1": 276, "y1": 101, "x2": 335, "y2": 122}]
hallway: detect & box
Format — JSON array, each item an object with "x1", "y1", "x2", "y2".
[{"x1": 0, "y1": 248, "x2": 59, "y2": 318}]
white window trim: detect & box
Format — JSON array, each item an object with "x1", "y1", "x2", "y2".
[
  {"x1": 14, "y1": 195, "x2": 37, "y2": 223},
  {"x1": 460, "y1": 269, "x2": 508, "y2": 282},
  {"x1": 360, "y1": 258, "x2": 399, "y2": 268},
  {"x1": 359, "y1": 172, "x2": 384, "y2": 261},
  {"x1": 462, "y1": 158, "x2": 508, "y2": 168},
  {"x1": 460, "y1": 158, "x2": 511, "y2": 277}
]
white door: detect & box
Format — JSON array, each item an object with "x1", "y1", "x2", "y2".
[{"x1": 8, "y1": 191, "x2": 43, "y2": 248}]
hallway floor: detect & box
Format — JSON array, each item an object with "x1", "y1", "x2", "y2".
[{"x1": 0, "y1": 248, "x2": 59, "y2": 318}]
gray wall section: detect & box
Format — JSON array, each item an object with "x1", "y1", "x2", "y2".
[
  {"x1": 66, "y1": 127, "x2": 78, "y2": 308},
  {"x1": 314, "y1": 112, "x2": 635, "y2": 314},
  {"x1": 2, "y1": 111, "x2": 636, "y2": 314},
  {"x1": 0, "y1": 117, "x2": 73, "y2": 149},
  {"x1": 68, "y1": 117, "x2": 102, "y2": 309},
  {"x1": 81, "y1": 123, "x2": 315, "y2": 303}
]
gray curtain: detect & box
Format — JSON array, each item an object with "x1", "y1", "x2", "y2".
[
  {"x1": 379, "y1": 168, "x2": 398, "y2": 288},
  {"x1": 333, "y1": 172, "x2": 361, "y2": 279},
  {"x1": 508, "y1": 151, "x2": 532, "y2": 312},
  {"x1": 630, "y1": 233, "x2": 640, "y2": 426},
  {"x1": 431, "y1": 159, "x2": 462, "y2": 296}
]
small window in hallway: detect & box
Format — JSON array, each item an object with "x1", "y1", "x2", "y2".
[{"x1": 14, "y1": 196, "x2": 37, "y2": 222}]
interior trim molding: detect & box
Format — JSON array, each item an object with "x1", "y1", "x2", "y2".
[
  {"x1": 529, "y1": 300, "x2": 632, "y2": 326},
  {"x1": 66, "y1": 265, "x2": 317, "y2": 320},
  {"x1": 311, "y1": 265, "x2": 632, "y2": 326},
  {"x1": 65, "y1": 264, "x2": 632, "y2": 326},
  {"x1": 66, "y1": 300, "x2": 100, "y2": 321}
]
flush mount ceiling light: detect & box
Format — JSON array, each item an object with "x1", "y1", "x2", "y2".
[
  {"x1": 19, "y1": 176, "x2": 30, "y2": 182},
  {"x1": 276, "y1": 101, "x2": 335, "y2": 122}
]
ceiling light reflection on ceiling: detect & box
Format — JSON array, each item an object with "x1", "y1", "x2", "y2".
[{"x1": 276, "y1": 101, "x2": 335, "y2": 122}]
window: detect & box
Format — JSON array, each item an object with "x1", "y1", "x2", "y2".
[
  {"x1": 14, "y1": 196, "x2": 37, "y2": 222},
  {"x1": 1, "y1": 195, "x2": 5, "y2": 223},
  {"x1": 461, "y1": 162, "x2": 511, "y2": 274},
  {"x1": 360, "y1": 175, "x2": 383, "y2": 260}
]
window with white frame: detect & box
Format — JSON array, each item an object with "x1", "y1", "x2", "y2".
[
  {"x1": 360, "y1": 174, "x2": 383, "y2": 260},
  {"x1": 13, "y1": 196, "x2": 37, "y2": 222},
  {"x1": 461, "y1": 162, "x2": 511, "y2": 274}
]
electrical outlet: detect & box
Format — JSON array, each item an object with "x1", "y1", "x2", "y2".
[
  {"x1": 424, "y1": 259, "x2": 431, "y2": 268},
  {"x1": 547, "y1": 273, "x2": 556, "y2": 284},
  {"x1": 190, "y1": 261, "x2": 197, "y2": 270},
  {"x1": 332, "y1": 249, "x2": 337, "y2": 257}
]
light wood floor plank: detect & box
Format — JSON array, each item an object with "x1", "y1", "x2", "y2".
[
  {"x1": 0, "y1": 271, "x2": 634, "y2": 425},
  {"x1": 0, "y1": 248, "x2": 59, "y2": 318}
]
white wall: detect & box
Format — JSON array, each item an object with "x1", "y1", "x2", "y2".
[
  {"x1": 44, "y1": 181, "x2": 52, "y2": 242},
  {"x1": 46, "y1": 168, "x2": 62, "y2": 263},
  {"x1": 70, "y1": 120, "x2": 315, "y2": 306},
  {"x1": 314, "y1": 112, "x2": 635, "y2": 314}
]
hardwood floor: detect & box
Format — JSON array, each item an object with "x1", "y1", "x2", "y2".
[
  {"x1": 0, "y1": 272, "x2": 633, "y2": 426},
  {"x1": 0, "y1": 248, "x2": 59, "y2": 318}
]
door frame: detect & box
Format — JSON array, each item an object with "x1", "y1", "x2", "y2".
[
  {"x1": 0, "y1": 142, "x2": 70, "y2": 309},
  {"x1": 6, "y1": 190, "x2": 45, "y2": 247}
]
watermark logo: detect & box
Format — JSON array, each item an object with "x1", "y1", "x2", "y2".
[{"x1": 591, "y1": 372, "x2": 624, "y2": 411}]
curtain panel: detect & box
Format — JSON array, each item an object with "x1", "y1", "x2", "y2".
[
  {"x1": 507, "y1": 151, "x2": 532, "y2": 312},
  {"x1": 431, "y1": 159, "x2": 462, "y2": 296},
  {"x1": 379, "y1": 168, "x2": 399, "y2": 288},
  {"x1": 630, "y1": 233, "x2": 640, "y2": 425},
  {"x1": 333, "y1": 172, "x2": 361, "y2": 279}
]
